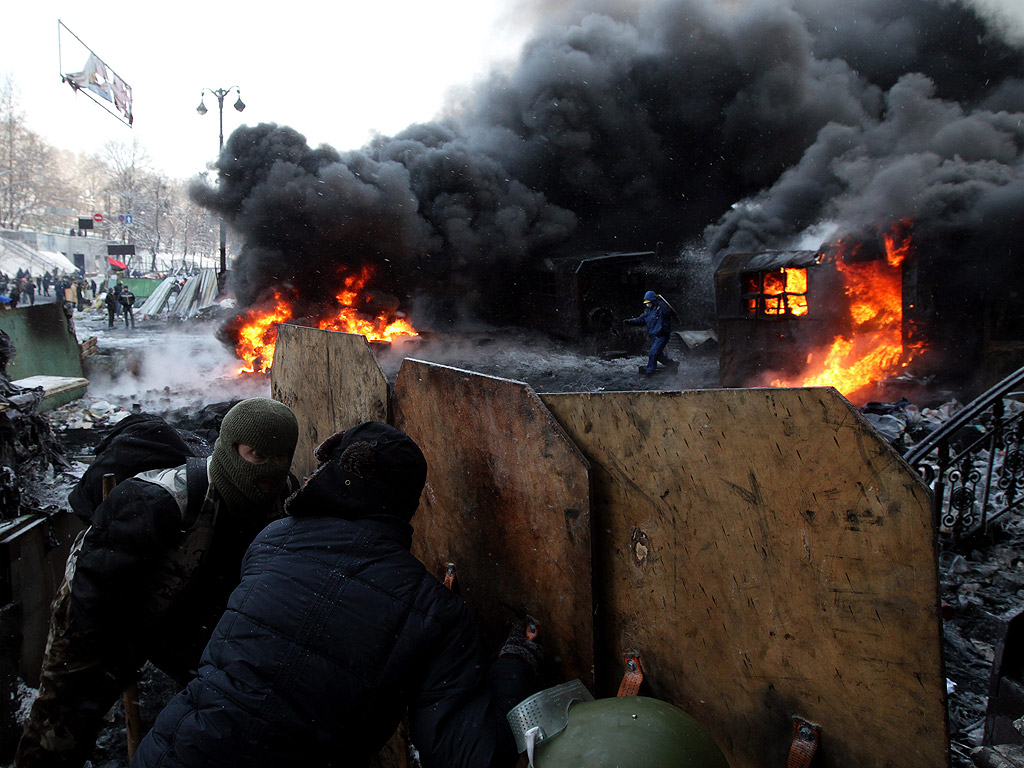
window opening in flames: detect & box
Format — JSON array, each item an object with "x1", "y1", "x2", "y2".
[{"x1": 742, "y1": 268, "x2": 808, "y2": 317}]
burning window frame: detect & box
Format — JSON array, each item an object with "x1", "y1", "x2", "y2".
[{"x1": 741, "y1": 267, "x2": 809, "y2": 318}]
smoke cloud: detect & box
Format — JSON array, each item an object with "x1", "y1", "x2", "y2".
[{"x1": 190, "y1": 0, "x2": 1024, "y2": 327}]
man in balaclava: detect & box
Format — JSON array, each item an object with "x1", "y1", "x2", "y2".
[
  {"x1": 133, "y1": 421, "x2": 542, "y2": 768},
  {"x1": 209, "y1": 396, "x2": 299, "y2": 524},
  {"x1": 17, "y1": 398, "x2": 299, "y2": 768}
]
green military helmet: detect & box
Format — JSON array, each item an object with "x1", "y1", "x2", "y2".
[{"x1": 509, "y1": 681, "x2": 730, "y2": 768}]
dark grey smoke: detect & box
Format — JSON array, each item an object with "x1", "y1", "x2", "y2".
[
  {"x1": 707, "y1": 0, "x2": 1024, "y2": 265},
  {"x1": 190, "y1": 0, "x2": 1024, "y2": 326}
]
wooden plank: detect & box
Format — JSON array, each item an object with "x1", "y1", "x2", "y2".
[
  {"x1": 392, "y1": 359, "x2": 595, "y2": 687},
  {"x1": 541, "y1": 387, "x2": 947, "y2": 768},
  {"x1": 270, "y1": 324, "x2": 388, "y2": 480}
]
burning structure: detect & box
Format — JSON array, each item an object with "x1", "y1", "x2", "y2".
[
  {"x1": 716, "y1": 215, "x2": 1024, "y2": 403},
  {"x1": 716, "y1": 221, "x2": 924, "y2": 402},
  {"x1": 185, "y1": 0, "x2": 1024, "y2": 398}
]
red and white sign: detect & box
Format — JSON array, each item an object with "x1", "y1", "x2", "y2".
[{"x1": 93, "y1": 213, "x2": 104, "y2": 223}]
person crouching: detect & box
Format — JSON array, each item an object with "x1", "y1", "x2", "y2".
[{"x1": 132, "y1": 422, "x2": 541, "y2": 768}]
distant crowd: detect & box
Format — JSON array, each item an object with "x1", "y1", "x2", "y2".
[
  {"x1": 0, "y1": 268, "x2": 90, "y2": 310},
  {"x1": 0, "y1": 267, "x2": 205, "y2": 321}
]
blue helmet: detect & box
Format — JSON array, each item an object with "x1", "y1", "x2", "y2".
[{"x1": 643, "y1": 291, "x2": 658, "y2": 303}]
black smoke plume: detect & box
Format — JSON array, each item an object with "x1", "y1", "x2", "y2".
[{"x1": 191, "y1": 0, "x2": 1024, "y2": 329}]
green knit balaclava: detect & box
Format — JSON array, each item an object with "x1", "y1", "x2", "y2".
[{"x1": 209, "y1": 397, "x2": 299, "y2": 515}]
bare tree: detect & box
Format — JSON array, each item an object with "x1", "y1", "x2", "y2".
[
  {"x1": 68, "y1": 151, "x2": 113, "y2": 217},
  {"x1": 102, "y1": 138, "x2": 151, "y2": 254},
  {"x1": 0, "y1": 76, "x2": 63, "y2": 231},
  {"x1": 170, "y1": 179, "x2": 218, "y2": 269},
  {"x1": 132, "y1": 174, "x2": 172, "y2": 272},
  {"x1": 0, "y1": 74, "x2": 222, "y2": 274}
]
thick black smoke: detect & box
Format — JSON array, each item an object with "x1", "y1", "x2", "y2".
[{"x1": 191, "y1": 0, "x2": 1024, "y2": 327}]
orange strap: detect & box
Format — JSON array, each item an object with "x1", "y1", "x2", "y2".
[
  {"x1": 443, "y1": 562, "x2": 457, "y2": 590},
  {"x1": 617, "y1": 653, "x2": 644, "y2": 697},
  {"x1": 787, "y1": 717, "x2": 821, "y2": 768},
  {"x1": 525, "y1": 616, "x2": 539, "y2": 642}
]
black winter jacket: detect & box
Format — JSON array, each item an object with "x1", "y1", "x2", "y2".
[
  {"x1": 132, "y1": 512, "x2": 536, "y2": 768},
  {"x1": 71, "y1": 461, "x2": 280, "y2": 681}
]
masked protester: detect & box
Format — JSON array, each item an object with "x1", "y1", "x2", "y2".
[
  {"x1": 132, "y1": 422, "x2": 542, "y2": 768},
  {"x1": 16, "y1": 398, "x2": 300, "y2": 768},
  {"x1": 624, "y1": 290, "x2": 679, "y2": 376}
]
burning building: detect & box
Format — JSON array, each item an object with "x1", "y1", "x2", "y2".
[
  {"x1": 716, "y1": 218, "x2": 1024, "y2": 403},
  {"x1": 184, "y1": 0, "x2": 1023, "y2": 395}
]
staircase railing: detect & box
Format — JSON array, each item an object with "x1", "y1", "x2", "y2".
[{"x1": 904, "y1": 365, "x2": 1024, "y2": 539}]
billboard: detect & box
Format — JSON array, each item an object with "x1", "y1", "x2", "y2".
[{"x1": 58, "y1": 21, "x2": 133, "y2": 127}]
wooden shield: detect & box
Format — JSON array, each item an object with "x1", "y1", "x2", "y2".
[
  {"x1": 393, "y1": 359, "x2": 594, "y2": 687},
  {"x1": 270, "y1": 324, "x2": 389, "y2": 480},
  {"x1": 541, "y1": 387, "x2": 947, "y2": 768}
]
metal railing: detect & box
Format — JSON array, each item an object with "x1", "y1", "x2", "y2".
[{"x1": 905, "y1": 365, "x2": 1024, "y2": 539}]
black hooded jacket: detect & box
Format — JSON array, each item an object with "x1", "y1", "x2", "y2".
[{"x1": 132, "y1": 438, "x2": 537, "y2": 768}]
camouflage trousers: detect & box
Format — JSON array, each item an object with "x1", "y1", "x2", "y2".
[{"x1": 15, "y1": 579, "x2": 134, "y2": 768}]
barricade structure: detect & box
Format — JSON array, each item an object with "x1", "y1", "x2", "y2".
[{"x1": 270, "y1": 325, "x2": 948, "y2": 768}]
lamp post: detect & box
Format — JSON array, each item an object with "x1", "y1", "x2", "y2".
[{"x1": 196, "y1": 86, "x2": 245, "y2": 285}]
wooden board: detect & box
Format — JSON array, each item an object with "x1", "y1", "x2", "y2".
[
  {"x1": 541, "y1": 387, "x2": 947, "y2": 768},
  {"x1": 392, "y1": 359, "x2": 594, "y2": 687},
  {"x1": 270, "y1": 324, "x2": 389, "y2": 480}
]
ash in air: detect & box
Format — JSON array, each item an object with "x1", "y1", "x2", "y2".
[{"x1": 190, "y1": 0, "x2": 1024, "y2": 329}]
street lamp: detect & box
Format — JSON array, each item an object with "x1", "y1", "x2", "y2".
[{"x1": 196, "y1": 86, "x2": 245, "y2": 284}]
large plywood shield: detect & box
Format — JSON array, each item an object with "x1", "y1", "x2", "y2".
[
  {"x1": 393, "y1": 359, "x2": 595, "y2": 687},
  {"x1": 541, "y1": 387, "x2": 946, "y2": 768},
  {"x1": 270, "y1": 324, "x2": 389, "y2": 480}
]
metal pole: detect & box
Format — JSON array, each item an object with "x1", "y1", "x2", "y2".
[
  {"x1": 198, "y1": 86, "x2": 242, "y2": 291},
  {"x1": 217, "y1": 90, "x2": 227, "y2": 281}
]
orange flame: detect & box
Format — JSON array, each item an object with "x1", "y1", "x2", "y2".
[
  {"x1": 772, "y1": 221, "x2": 922, "y2": 398},
  {"x1": 749, "y1": 268, "x2": 808, "y2": 317},
  {"x1": 316, "y1": 267, "x2": 419, "y2": 341},
  {"x1": 232, "y1": 267, "x2": 418, "y2": 374},
  {"x1": 235, "y1": 291, "x2": 293, "y2": 374}
]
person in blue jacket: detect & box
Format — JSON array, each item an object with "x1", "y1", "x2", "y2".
[
  {"x1": 132, "y1": 421, "x2": 542, "y2": 768},
  {"x1": 625, "y1": 290, "x2": 679, "y2": 376}
]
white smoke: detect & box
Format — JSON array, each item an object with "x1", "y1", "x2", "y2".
[
  {"x1": 81, "y1": 319, "x2": 270, "y2": 414},
  {"x1": 966, "y1": 0, "x2": 1024, "y2": 44}
]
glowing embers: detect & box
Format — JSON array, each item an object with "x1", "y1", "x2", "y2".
[{"x1": 743, "y1": 268, "x2": 808, "y2": 317}]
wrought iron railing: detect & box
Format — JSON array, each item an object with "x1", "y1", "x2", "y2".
[{"x1": 904, "y1": 365, "x2": 1024, "y2": 540}]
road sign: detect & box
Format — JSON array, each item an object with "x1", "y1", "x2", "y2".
[{"x1": 93, "y1": 213, "x2": 104, "y2": 223}]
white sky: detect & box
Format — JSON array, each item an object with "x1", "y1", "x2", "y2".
[
  {"x1": 5, "y1": 1, "x2": 1024, "y2": 182},
  {"x1": 3, "y1": 1, "x2": 529, "y2": 180}
]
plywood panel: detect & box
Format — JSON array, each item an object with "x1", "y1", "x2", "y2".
[
  {"x1": 270, "y1": 324, "x2": 389, "y2": 480},
  {"x1": 541, "y1": 387, "x2": 946, "y2": 768},
  {"x1": 393, "y1": 359, "x2": 594, "y2": 687}
]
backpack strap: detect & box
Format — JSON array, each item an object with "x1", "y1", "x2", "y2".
[{"x1": 184, "y1": 456, "x2": 211, "y2": 528}]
